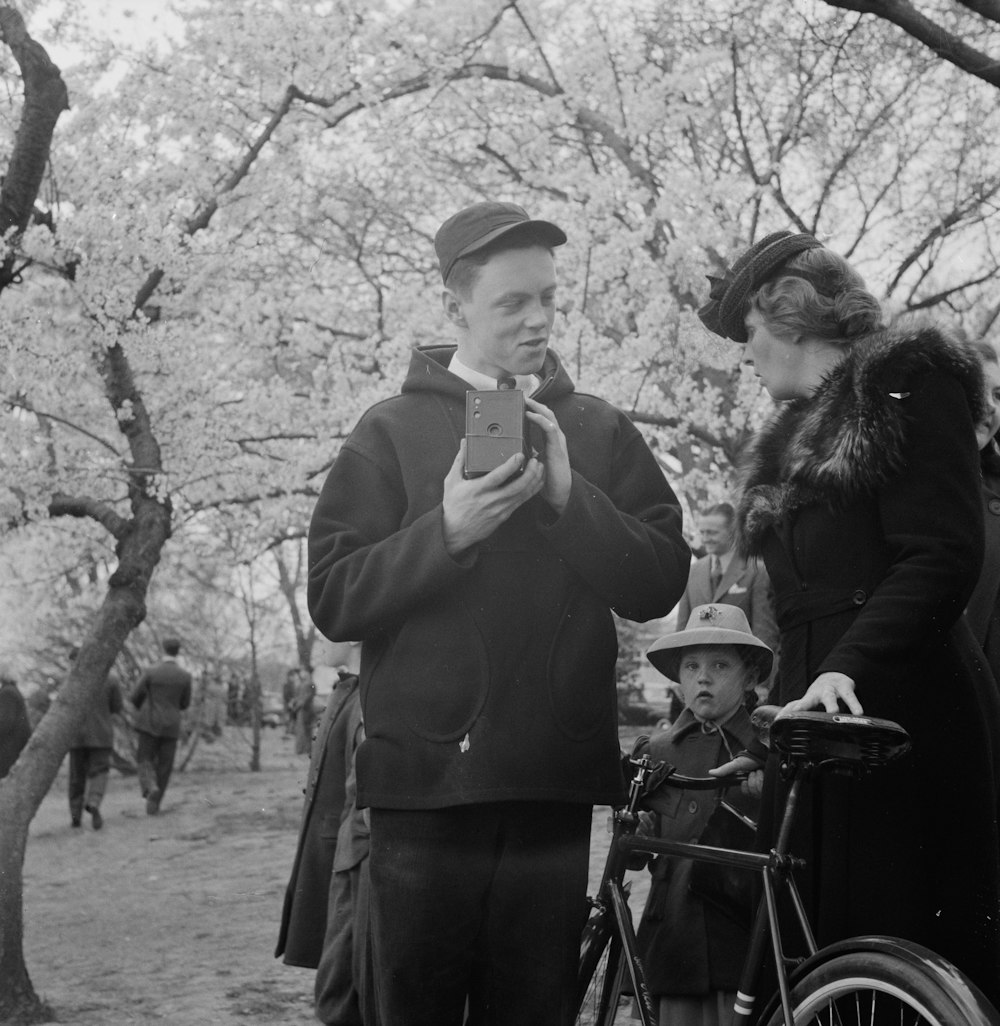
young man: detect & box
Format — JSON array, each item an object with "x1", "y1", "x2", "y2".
[
  {"x1": 130, "y1": 637, "x2": 192, "y2": 815},
  {"x1": 307, "y1": 201, "x2": 690, "y2": 1024},
  {"x1": 675, "y1": 502, "x2": 778, "y2": 693}
]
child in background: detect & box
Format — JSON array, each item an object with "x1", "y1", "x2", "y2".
[{"x1": 634, "y1": 603, "x2": 773, "y2": 1026}]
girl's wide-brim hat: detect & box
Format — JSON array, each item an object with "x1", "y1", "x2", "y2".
[
  {"x1": 646, "y1": 604, "x2": 774, "y2": 682},
  {"x1": 698, "y1": 230, "x2": 823, "y2": 344}
]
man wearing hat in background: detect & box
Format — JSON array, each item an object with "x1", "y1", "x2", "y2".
[{"x1": 306, "y1": 200, "x2": 690, "y2": 1024}]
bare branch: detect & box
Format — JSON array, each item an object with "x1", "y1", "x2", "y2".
[
  {"x1": 821, "y1": 0, "x2": 1000, "y2": 88},
  {"x1": 5, "y1": 396, "x2": 123, "y2": 456},
  {"x1": 48, "y1": 492, "x2": 130, "y2": 539}
]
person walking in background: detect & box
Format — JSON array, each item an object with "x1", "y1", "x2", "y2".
[
  {"x1": 700, "y1": 230, "x2": 1000, "y2": 1002},
  {"x1": 674, "y1": 502, "x2": 778, "y2": 696},
  {"x1": 131, "y1": 637, "x2": 192, "y2": 815},
  {"x1": 289, "y1": 668, "x2": 316, "y2": 756},
  {"x1": 0, "y1": 664, "x2": 31, "y2": 779},
  {"x1": 306, "y1": 200, "x2": 690, "y2": 1025},
  {"x1": 67, "y1": 647, "x2": 124, "y2": 830}
]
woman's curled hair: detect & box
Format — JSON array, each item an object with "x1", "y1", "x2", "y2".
[{"x1": 752, "y1": 247, "x2": 884, "y2": 344}]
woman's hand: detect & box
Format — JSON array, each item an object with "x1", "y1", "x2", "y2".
[{"x1": 782, "y1": 671, "x2": 862, "y2": 715}]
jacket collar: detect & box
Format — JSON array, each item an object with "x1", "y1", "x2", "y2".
[
  {"x1": 737, "y1": 326, "x2": 985, "y2": 555},
  {"x1": 401, "y1": 344, "x2": 575, "y2": 403}
]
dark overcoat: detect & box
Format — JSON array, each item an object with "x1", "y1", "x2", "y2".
[
  {"x1": 0, "y1": 681, "x2": 31, "y2": 778},
  {"x1": 633, "y1": 707, "x2": 759, "y2": 996},
  {"x1": 737, "y1": 326, "x2": 1000, "y2": 1003},
  {"x1": 275, "y1": 674, "x2": 361, "y2": 968}
]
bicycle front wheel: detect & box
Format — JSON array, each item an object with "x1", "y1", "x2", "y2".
[{"x1": 764, "y1": 950, "x2": 996, "y2": 1025}]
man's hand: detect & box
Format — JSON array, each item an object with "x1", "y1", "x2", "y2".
[
  {"x1": 442, "y1": 440, "x2": 544, "y2": 556},
  {"x1": 525, "y1": 396, "x2": 571, "y2": 515},
  {"x1": 782, "y1": 672, "x2": 862, "y2": 715}
]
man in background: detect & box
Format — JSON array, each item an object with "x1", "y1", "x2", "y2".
[
  {"x1": 131, "y1": 637, "x2": 192, "y2": 815},
  {"x1": 67, "y1": 646, "x2": 124, "y2": 829},
  {"x1": 675, "y1": 502, "x2": 779, "y2": 694},
  {"x1": 0, "y1": 665, "x2": 31, "y2": 779}
]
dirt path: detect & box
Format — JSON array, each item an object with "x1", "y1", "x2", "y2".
[{"x1": 22, "y1": 729, "x2": 649, "y2": 1025}]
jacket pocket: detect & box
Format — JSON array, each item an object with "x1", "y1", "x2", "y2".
[
  {"x1": 547, "y1": 592, "x2": 618, "y2": 741},
  {"x1": 368, "y1": 604, "x2": 489, "y2": 743}
]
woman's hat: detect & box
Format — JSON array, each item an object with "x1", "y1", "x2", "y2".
[
  {"x1": 698, "y1": 230, "x2": 823, "y2": 344},
  {"x1": 646, "y1": 604, "x2": 774, "y2": 682}
]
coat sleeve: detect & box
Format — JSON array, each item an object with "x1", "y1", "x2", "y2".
[
  {"x1": 131, "y1": 674, "x2": 148, "y2": 708},
  {"x1": 535, "y1": 417, "x2": 690, "y2": 623},
  {"x1": 307, "y1": 435, "x2": 477, "y2": 643},
  {"x1": 817, "y1": 372, "x2": 984, "y2": 684}
]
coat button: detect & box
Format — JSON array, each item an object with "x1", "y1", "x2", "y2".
[
  {"x1": 989, "y1": 499, "x2": 1000, "y2": 516},
  {"x1": 852, "y1": 589, "x2": 867, "y2": 606},
  {"x1": 688, "y1": 800, "x2": 698, "y2": 814}
]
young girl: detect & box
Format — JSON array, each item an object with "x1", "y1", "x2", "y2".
[{"x1": 634, "y1": 603, "x2": 773, "y2": 1026}]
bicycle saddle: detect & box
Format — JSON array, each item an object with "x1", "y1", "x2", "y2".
[{"x1": 751, "y1": 705, "x2": 911, "y2": 771}]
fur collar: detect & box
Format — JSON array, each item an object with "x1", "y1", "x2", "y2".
[{"x1": 737, "y1": 326, "x2": 985, "y2": 556}]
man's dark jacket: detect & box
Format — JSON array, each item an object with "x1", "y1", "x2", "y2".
[
  {"x1": 276, "y1": 674, "x2": 361, "y2": 968},
  {"x1": 307, "y1": 345, "x2": 689, "y2": 810},
  {"x1": 131, "y1": 659, "x2": 192, "y2": 739}
]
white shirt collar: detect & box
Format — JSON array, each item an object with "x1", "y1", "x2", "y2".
[{"x1": 448, "y1": 353, "x2": 539, "y2": 394}]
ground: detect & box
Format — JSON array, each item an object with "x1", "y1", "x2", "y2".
[{"x1": 22, "y1": 727, "x2": 650, "y2": 1025}]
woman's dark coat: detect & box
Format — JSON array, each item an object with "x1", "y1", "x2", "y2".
[
  {"x1": 276, "y1": 674, "x2": 361, "y2": 968},
  {"x1": 737, "y1": 326, "x2": 1000, "y2": 1002}
]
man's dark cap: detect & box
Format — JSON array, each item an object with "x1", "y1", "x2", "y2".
[
  {"x1": 698, "y1": 231, "x2": 824, "y2": 344},
  {"x1": 435, "y1": 201, "x2": 567, "y2": 284}
]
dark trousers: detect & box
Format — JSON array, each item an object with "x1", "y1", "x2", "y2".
[
  {"x1": 136, "y1": 731, "x2": 178, "y2": 805},
  {"x1": 368, "y1": 802, "x2": 591, "y2": 1026},
  {"x1": 68, "y1": 747, "x2": 112, "y2": 819}
]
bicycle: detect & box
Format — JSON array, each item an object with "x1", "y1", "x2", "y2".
[{"x1": 574, "y1": 705, "x2": 1000, "y2": 1025}]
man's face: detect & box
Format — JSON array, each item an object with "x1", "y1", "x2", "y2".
[
  {"x1": 447, "y1": 246, "x2": 557, "y2": 378},
  {"x1": 699, "y1": 513, "x2": 733, "y2": 555}
]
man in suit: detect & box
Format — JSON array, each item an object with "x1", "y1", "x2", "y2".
[
  {"x1": 675, "y1": 503, "x2": 779, "y2": 692},
  {"x1": 130, "y1": 636, "x2": 192, "y2": 814}
]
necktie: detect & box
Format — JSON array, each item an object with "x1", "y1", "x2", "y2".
[
  {"x1": 497, "y1": 375, "x2": 517, "y2": 391},
  {"x1": 710, "y1": 555, "x2": 722, "y2": 594}
]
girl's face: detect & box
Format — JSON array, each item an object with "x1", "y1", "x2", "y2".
[
  {"x1": 677, "y1": 645, "x2": 755, "y2": 724},
  {"x1": 976, "y1": 359, "x2": 1000, "y2": 451}
]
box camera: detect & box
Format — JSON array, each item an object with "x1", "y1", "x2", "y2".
[{"x1": 464, "y1": 388, "x2": 528, "y2": 478}]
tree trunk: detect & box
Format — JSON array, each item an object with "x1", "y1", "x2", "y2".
[{"x1": 0, "y1": 498, "x2": 170, "y2": 1023}]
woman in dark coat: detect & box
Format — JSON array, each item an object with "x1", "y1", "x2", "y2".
[
  {"x1": 699, "y1": 231, "x2": 1000, "y2": 1004},
  {"x1": 965, "y1": 339, "x2": 1000, "y2": 678}
]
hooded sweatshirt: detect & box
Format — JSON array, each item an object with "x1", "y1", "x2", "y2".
[{"x1": 308, "y1": 345, "x2": 689, "y2": 809}]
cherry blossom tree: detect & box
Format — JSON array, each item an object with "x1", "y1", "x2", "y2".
[{"x1": 3, "y1": 0, "x2": 1000, "y2": 1017}]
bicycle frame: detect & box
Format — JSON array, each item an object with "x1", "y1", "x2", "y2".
[{"x1": 590, "y1": 757, "x2": 820, "y2": 1026}]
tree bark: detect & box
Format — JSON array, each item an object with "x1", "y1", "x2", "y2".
[
  {"x1": 0, "y1": 7, "x2": 69, "y2": 289},
  {"x1": 0, "y1": 496, "x2": 170, "y2": 1022}
]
